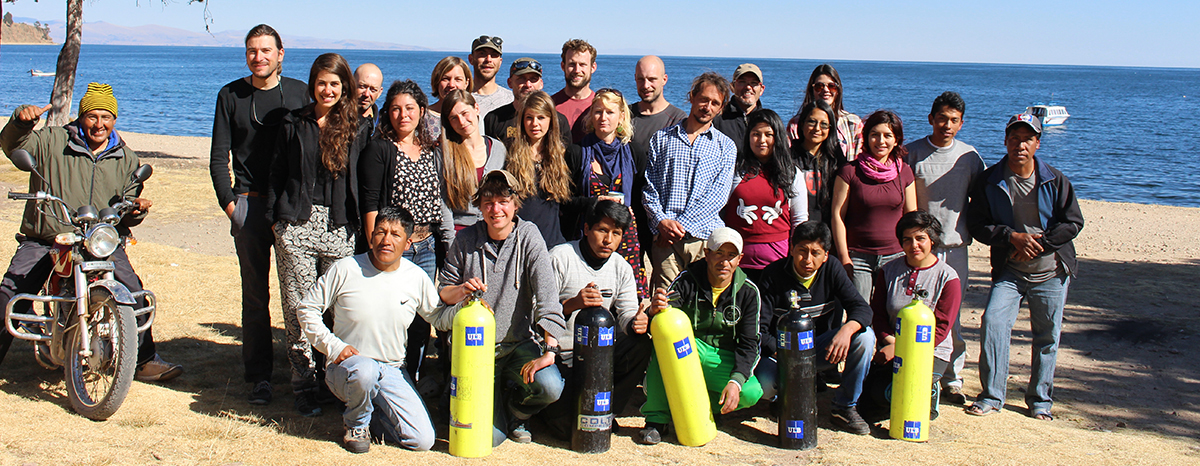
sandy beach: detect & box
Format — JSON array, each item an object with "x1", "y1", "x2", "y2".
[{"x1": 0, "y1": 127, "x2": 1197, "y2": 465}]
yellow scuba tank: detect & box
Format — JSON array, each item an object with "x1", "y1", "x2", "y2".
[
  {"x1": 650, "y1": 306, "x2": 718, "y2": 447},
  {"x1": 889, "y1": 290, "x2": 936, "y2": 442},
  {"x1": 449, "y1": 292, "x2": 496, "y2": 457}
]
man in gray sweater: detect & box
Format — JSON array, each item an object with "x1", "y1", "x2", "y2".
[
  {"x1": 434, "y1": 170, "x2": 567, "y2": 445},
  {"x1": 903, "y1": 91, "x2": 984, "y2": 405}
]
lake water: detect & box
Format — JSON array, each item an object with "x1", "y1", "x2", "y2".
[{"x1": 2, "y1": 44, "x2": 1198, "y2": 207}]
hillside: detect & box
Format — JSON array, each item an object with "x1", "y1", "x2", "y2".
[{"x1": 1, "y1": 19, "x2": 54, "y2": 44}]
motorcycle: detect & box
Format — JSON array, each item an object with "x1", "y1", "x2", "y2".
[{"x1": 4, "y1": 148, "x2": 156, "y2": 420}]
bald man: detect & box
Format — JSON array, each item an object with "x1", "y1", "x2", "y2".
[
  {"x1": 354, "y1": 63, "x2": 384, "y2": 133},
  {"x1": 629, "y1": 55, "x2": 687, "y2": 262}
]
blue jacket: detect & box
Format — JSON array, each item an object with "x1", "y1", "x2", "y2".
[{"x1": 966, "y1": 156, "x2": 1084, "y2": 280}]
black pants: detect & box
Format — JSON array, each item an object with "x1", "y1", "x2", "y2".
[
  {"x1": 231, "y1": 195, "x2": 275, "y2": 384},
  {"x1": 0, "y1": 237, "x2": 155, "y2": 365},
  {"x1": 540, "y1": 330, "x2": 653, "y2": 439}
]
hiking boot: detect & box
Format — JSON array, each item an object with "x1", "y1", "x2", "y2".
[
  {"x1": 830, "y1": 406, "x2": 871, "y2": 435},
  {"x1": 248, "y1": 381, "x2": 272, "y2": 405},
  {"x1": 637, "y1": 422, "x2": 667, "y2": 445},
  {"x1": 941, "y1": 386, "x2": 968, "y2": 405},
  {"x1": 295, "y1": 390, "x2": 323, "y2": 417},
  {"x1": 134, "y1": 355, "x2": 183, "y2": 382},
  {"x1": 343, "y1": 426, "x2": 370, "y2": 454},
  {"x1": 508, "y1": 419, "x2": 532, "y2": 443}
]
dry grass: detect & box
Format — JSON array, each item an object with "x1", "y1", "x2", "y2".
[{"x1": 0, "y1": 144, "x2": 1198, "y2": 465}]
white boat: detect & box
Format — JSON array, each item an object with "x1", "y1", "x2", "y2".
[
  {"x1": 1024, "y1": 103, "x2": 1070, "y2": 126},
  {"x1": 29, "y1": 69, "x2": 55, "y2": 77}
]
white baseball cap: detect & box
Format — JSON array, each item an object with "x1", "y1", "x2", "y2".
[{"x1": 706, "y1": 227, "x2": 743, "y2": 254}]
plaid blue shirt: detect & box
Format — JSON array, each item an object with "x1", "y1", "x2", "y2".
[{"x1": 642, "y1": 120, "x2": 738, "y2": 239}]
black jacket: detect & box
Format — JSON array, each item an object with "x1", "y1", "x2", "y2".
[
  {"x1": 966, "y1": 156, "x2": 1084, "y2": 280},
  {"x1": 267, "y1": 106, "x2": 370, "y2": 227},
  {"x1": 662, "y1": 260, "x2": 761, "y2": 385},
  {"x1": 756, "y1": 256, "x2": 872, "y2": 360}
]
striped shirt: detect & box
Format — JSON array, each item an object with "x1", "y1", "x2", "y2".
[{"x1": 642, "y1": 120, "x2": 738, "y2": 239}]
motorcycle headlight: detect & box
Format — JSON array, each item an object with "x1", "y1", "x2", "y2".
[{"x1": 85, "y1": 224, "x2": 120, "y2": 258}]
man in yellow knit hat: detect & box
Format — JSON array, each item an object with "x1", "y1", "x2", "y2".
[{"x1": 0, "y1": 83, "x2": 183, "y2": 381}]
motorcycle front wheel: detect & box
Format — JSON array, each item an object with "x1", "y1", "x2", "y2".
[{"x1": 63, "y1": 289, "x2": 137, "y2": 420}]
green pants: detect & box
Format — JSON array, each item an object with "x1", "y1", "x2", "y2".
[{"x1": 642, "y1": 338, "x2": 763, "y2": 424}]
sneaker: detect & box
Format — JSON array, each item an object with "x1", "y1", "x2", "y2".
[
  {"x1": 941, "y1": 386, "x2": 968, "y2": 405},
  {"x1": 134, "y1": 355, "x2": 183, "y2": 382},
  {"x1": 636, "y1": 422, "x2": 666, "y2": 445},
  {"x1": 295, "y1": 390, "x2": 323, "y2": 417},
  {"x1": 343, "y1": 426, "x2": 370, "y2": 454},
  {"x1": 830, "y1": 406, "x2": 871, "y2": 435},
  {"x1": 508, "y1": 420, "x2": 532, "y2": 443},
  {"x1": 248, "y1": 381, "x2": 272, "y2": 405}
]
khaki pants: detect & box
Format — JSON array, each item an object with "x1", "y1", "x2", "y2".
[{"x1": 648, "y1": 234, "x2": 705, "y2": 292}]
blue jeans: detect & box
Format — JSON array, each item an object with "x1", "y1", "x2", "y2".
[
  {"x1": 402, "y1": 235, "x2": 436, "y2": 378},
  {"x1": 326, "y1": 355, "x2": 435, "y2": 451},
  {"x1": 756, "y1": 326, "x2": 876, "y2": 409},
  {"x1": 977, "y1": 269, "x2": 1070, "y2": 413},
  {"x1": 849, "y1": 251, "x2": 904, "y2": 302}
]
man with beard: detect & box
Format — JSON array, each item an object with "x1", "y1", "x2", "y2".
[
  {"x1": 552, "y1": 39, "x2": 598, "y2": 143},
  {"x1": 642, "y1": 72, "x2": 738, "y2": 290},
  {"x1": 353, "y1": 63, "x2": 383, "y2": 134},
  {"x1": 484, "y1": 57, "x2": 570, "y2": 148},
  {"x1": 469, "y1": 35, "x2": 514, "y2": 120},
  {"x1": 209, "y1": 24, "x2": 309, "y2": 406},
  {"x1": 712, "y1": 63, "x2": 766, "y2": 156},
  {"x1": 629, "y1": 55, "x2": 687, "y2": 260}
]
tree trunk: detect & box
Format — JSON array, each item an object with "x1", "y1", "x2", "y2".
[{"x1": 47, "y1": 0, "x2": 83, "y2": 127}]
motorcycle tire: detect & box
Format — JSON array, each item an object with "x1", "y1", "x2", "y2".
[{"x1": 63, "y1": 289, "x2": 137, "y2": 421}]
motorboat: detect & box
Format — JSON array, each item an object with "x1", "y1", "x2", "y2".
[
  {"x1": 29, "y1": 69, "x2": 55, "y2": 77},
  {"x1": 1024, "y1": 103, "x2": 1069, "y2": 126}
]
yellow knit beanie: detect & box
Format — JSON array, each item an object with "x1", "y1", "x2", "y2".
[{"x1": 78, "y1": 82, "x2": 118, "y2": 118}]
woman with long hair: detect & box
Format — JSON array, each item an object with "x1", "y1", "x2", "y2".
[
  {"x1": 267, "y1": 52, "x2": 368, "y2": 416},
  {"x1": 424, "y1": 56, "x2": 473, "y2": 142},
  {"x1": 721, "y1": 109, "x2": 807, "y2": 281},
  {"x1": 506, "y1": 91, "x2": 573, "y2": 248},
  {"x1": 831, "y1": 109, "x2": 917, "y2": 301},
  {"x1": 358, "y1": 79, "x2": 451, "y2": 378},
  {"x1": 439, "y1": 89, "x2": 507, "y2": 232},
  {"x1": 789, "y1": 64, "x2": 864, "y2": 161},
  {"x1": 791, "y1": 100, "x2": 847, "y2": 225},
  {"x1": 567, "y1": 88, "x2": 649, "y2": 300}
]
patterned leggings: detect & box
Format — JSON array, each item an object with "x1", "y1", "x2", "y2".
[{"x1": 273, "y1": 205, "x2": 355, "y2": 393}]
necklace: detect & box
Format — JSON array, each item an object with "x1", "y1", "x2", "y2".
[{"x1": 250, "y1": 79, "x2": 286, "y2": 127}]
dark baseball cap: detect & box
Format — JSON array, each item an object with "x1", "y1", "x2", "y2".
[
  {"x1": 510, "y1": 57, "x2": 542, "y2": 77},
  {"x1": 471, "y1": 35, "x2": 502, "y2": 54},
  {"x1": 1006, "y1": 113, "x2": 1042, "y2": 135}
]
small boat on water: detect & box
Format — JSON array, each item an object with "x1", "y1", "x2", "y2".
[
  {"x1": 1024, "y1": 103, "x2": 1070, "y2": 126},
  {"x1": 29, "y1": 69, "x2": 55, "y2": 77}
]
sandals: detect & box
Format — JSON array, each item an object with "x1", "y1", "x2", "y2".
[
  {"x1": 1031, "y1": 409, "x2": 1054, "y2": 421},
  {"x1": 965, "y1": 403, "x2": 1000, "y2": 416}
]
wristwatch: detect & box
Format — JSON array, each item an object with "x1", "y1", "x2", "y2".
[{"x1": 544, "y1": 344, "x2": 561, "y2": 355}]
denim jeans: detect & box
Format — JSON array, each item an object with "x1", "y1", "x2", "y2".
[
  {"x1": 977, "y1": 269, "x2": 1069, "y2": 413},
  {"x1": 326, "y1": 355, "x2": 435, "y2": 451},
  {"x1": 402, "y1": 234, "x2": 436, "y2": 378},
  {"x1": 936, "y1": 246, "x2": 970, "y2": 390},
  {"x1": 848, "y1": 251, "x2": 904, "y2": 302},
  {"x1": 755, "y1": 326, "x2": 876, "y2": 409}
]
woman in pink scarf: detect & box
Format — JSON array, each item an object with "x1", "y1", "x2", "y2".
[{"x1": 831, "y1": 110, "x2": 917, "y2": 301}]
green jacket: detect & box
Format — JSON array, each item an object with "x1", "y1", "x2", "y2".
[
  {"x1": 664, "y1": 260, "x2": 762, "y2": 385},
  {"x1": 1, "y1": 106, "x2": 146, "y2": 243}
]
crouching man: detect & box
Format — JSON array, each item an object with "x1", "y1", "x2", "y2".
[
  {"x1": 639, "y1": 227, "x2": 763, "y2": 445},
  {"x1": 297, "y1": 207, "x2": 437, "y2": 453}
]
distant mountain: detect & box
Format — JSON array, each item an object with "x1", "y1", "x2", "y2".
[{"x1": 10, "y1": 17, "x2": 429, "y2": 51}]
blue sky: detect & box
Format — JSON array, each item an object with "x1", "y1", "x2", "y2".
[{"x1": 6, "y1": 0, "x2": 1199, "y2": 68}]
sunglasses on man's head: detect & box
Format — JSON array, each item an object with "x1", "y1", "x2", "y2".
[
  {"x1": 475, "y1": 35, "x2": 502, "y2": 47},
  {"x1": 512, "y1": 60, "x2": 541, "y2": 72}
]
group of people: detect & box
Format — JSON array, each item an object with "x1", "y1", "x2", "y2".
[{"x1": 0, "y1": 23, "x2": 1084, "y2": 456}]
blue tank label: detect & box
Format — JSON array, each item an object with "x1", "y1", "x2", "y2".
[
  {"x1": 893, "y1": 356, "x2": 902, "y2": 374},
  {"x1": 576, "y1": 325, "x2": 589, "y2": 346},
  {"x1": 595, "y1": 391, "x2": 611, "y2": 412},
  {"x1": 450, "y1": 376, "x2": 458, "y2": 397},
  {"x1": 786, "y1": 420, "x2": 804, "y2": 439},
  {"x1": 904, "y1": 420, "x2": 921, "y2": 439},
  {"x1": 895, "y1": 318, "x2": 902, "y2": 337},
  {"x1": 599, "y1": 326, "x2": 614, "y2": 347},
  {"x1": 777, "y1": 330, "x2": 789, "y2": 350},
  {"x1": 797, "y1": 330, "x2": 814, "y2": 350},
  {"x1": 916, "y1": 325, "x2": 932, "y2": 343},
  {"x1": 674, "y1": 337, "x2": 693, "y2": 359},
  {"x1": 465, "y1": 326, "x2": 485, "y2": 346}
]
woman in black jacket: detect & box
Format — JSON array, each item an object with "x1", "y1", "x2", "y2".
[{"x1": 267, "y1": 52, "x2": 368, "y2": 417}]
